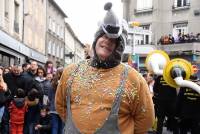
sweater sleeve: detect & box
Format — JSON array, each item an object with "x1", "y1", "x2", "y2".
[
  {"x1": 55, "y1": 64, "x2": 76, "y2": 122},
  {"x1": 134, "y1": 76, "x2": 155, "y2": 134},
  {"x1": 128, "y1": 70, "x2": 155, "y2": 134}
]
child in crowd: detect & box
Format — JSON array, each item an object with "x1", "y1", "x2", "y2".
[
  {"x1": 44, "y1": 61, "x2": 56, "y2": 75},
  {"x1": 9, "y1": 88, "x2": 27, "y2": 134},
  {"x1": 26, "y1": 88, "x2": 40, "y2": 105},
  {"x1": 25, "y1": 88, "x2": 41, "y2": 134},
  {"x1": 35, "y1": 106, "x2": 51, "y2": 134}
]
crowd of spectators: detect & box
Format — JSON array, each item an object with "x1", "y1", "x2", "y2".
[
  {"x1": 158, "y1": 32, "x2": 200, "y2": 45},
  {"x1": 0, "y1": 60, "x2": 64, "y2": 134}
]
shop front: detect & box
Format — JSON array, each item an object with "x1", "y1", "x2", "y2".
[{"x1": 0, "y1": 30, "x2": 47, "y2": 67}]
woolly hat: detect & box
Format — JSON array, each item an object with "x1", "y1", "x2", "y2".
[{"x1": 91, "y1": 2, "x2": 128, "y2": 69}]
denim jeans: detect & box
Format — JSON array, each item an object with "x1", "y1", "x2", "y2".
[
  {"x1": 50, "y1": 113, "x2": 64, "y2": 134},
  {"x1": 1, "y1": 106, "x2": 9, "y2": 134},
  {"x1": 24, "y1": 105, "x2": 40, "y2": 134}
]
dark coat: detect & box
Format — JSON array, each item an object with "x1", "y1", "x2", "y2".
[
  {"x1": 36, "y1": 114, "x2": 51, "y2": 134},
  {"x1": 35, "y1": 77, "x2": 51, "y2": 96},
  {"x1": 153, "y1": 75, "x2": 177, "y2": 101},
  {"x1": 0, "y1": 90, "x2": 11, "y2": 107},
  {"x1": 3, "y1": 73, "x2": 24, "y2": 97},
  {"x1": 176, "y1": 86, "x2": 200, "y2": 119},
  {"x1": 48, "y1": 84, "x2": 56, "y2": 112},
  {"x1": 22, "y1": 71, "x2": 43, "y2": 99}
]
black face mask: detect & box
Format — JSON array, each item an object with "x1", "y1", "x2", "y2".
[{"x1": 90, "y1": 55, "x2": 120, "y2": 69}]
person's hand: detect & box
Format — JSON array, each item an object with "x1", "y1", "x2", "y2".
[
  {"x1": 174, "y1": 116, "x2": 181, "y2": 123},
  {"x1": 35, "y1": 124, "x2": 42, "y2": 130},
  {"x1": 35, "y1": 125, "x2": 38, "y2": 130},
  {"x1": 0, "y1": 81, "x2": 7, "y2": 91},
  {"x1": 35, "y1": 98, "x2": 39, "y2": 104}
]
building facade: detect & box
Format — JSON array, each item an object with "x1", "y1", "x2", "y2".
[
  {"x1": 123, "y1": 24, "x2": 155, "y2": 71},
  {"x1": 46, "y1": 0, "x2": 66, "y2": 67},
  {"x1": 0, "y1": 0, "x2": 85, "y2": 67},
  {"x1": 0, "y1": 0, "x2": 47, "y2": 67},
  {"x1": 123, "y1": 0, "x2": 200, "y2": 44},
  {"x1": 0, "y1": 0, "x2": 24, "y2": 66},
  {"x1": 23, "y1": 0, "x2": 47, "y2": 64},
  {"x1": 74, "y1": 38, "x2": 85, "y2": 63},
  {"x1": 122, "y1": 0, "x2": 200, "y2": 74},
  {"x1": 65, "y1": 23, "x2": 84, "y2": 65}
]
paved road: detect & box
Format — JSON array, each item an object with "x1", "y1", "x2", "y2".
[
  {"x1": 148, "y1": 127, "x2": 173, "y2": 134},
  {"x1": 162, "y1": 127, "x2": 173, "y2": 134}
]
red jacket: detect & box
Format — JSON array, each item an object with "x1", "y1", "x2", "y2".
[{"x1": 9, "y1": 98, "x2": 27, "y2": 124}]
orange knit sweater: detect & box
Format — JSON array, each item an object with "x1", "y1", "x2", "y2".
[{"x1": 55, "y1": 62, "x2": 154, "y2": 134}]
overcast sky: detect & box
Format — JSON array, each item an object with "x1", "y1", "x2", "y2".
[{"x1": 55, "y1": 0, "x2": 123, "y2": 45}]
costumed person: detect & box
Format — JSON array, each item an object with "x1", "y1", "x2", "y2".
[
  {"x1": 176, "y1": 74, "x2": 200, "y2": 134},
  {"x1": 55, "y1": 2, "x2": 154, "y2": 134},
  {"x1": 153, "y1": 75, "x2": 179, "y2": 134}
]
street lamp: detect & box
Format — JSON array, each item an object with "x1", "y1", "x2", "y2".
[
  {"x1": 65, "y1": 51, "x2": 74, "y2": 65},
  {"x1": 65, "y1": 52, "x2": 74, "y2": 59}
]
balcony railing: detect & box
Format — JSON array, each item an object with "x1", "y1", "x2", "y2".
[
  {"x1": 157, "y1": 42, "x2": 200, "y2": 55},
  {"x1": 134, "y1": 7, "x2": 153, "y2": 14},
  {"x1": 172, "y1": 3, "x2": 190, "y2": 11}
]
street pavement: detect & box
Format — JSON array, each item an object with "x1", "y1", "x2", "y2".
[
  {"x1": 162, "y1": 127, "x2": 173, "y2": 134},
  {"x1": 148, "y1": 127, "x2": 173, "y2": 134}
]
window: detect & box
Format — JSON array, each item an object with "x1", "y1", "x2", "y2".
[
  {"x1": 60, "y1": 47, "x2": 64, "y2": 59},
  {"x1": 48, "y1": 17, "x2": 52, "y2": 30},
  {"x1": 135, "y1": 34, "x2": 144, "y2": 45},
  {"x1": 10, "y1": 57, "x2": 15, "y2": 66},
  {"x1": 60, "y1": 27, "x2": 63, "y2": 38},
  {"x1": 137, "y1": 0, "x2": 152, "y2": 10},
  {"x1": 55, "y1": 23, "x2": 57, "y2": 34},
  {"x1": 127, "y1": 35, "x2": 133, "y2": 46},
  {"x1": 14, "y1": 1, "x2": 19, "y2": 33},
  {"x1": 2, "y1": 55, "x2": 9, "y2": 67},
  {"x1": 173, "y1": 0, "x2": 190, "y2": 8},
  {"x1": 0, "y1": 53, "x2": 2, "y2": 64},
  {"x1": 59, "y1": 26, "x2": 61, "y2": 37},
  {"x1": 140, "y1": 24, "x2": 151, "y2": 30},
  {"x1": 4, "y1": 0, "x2": 9, "y2": 18},
  {"x1": 27, "y1": 0, "x2": 33, "y2": 15},
  {"x1": 173, "y1": 22, "x2": 188, "y2": 39},
  {"x1": 52, "y1": 42, "x2": 55, "y2": 56},
  {"x1": 52, "y1": 20, "x2": 56, "y2": 33},
  {"x1": 14, "y1": 2, "x2": 19, "y2": 22},
  {"x1": 57, "y1": 24, "x2": 60, "y2": 36},
  {"x1": 56, "y1": 45, "x2": 59, "y2": 57},
  {"x1": 48, "y1": 41, "x2": 52, "y2": 54},
  {"x1": 145, "y1": 35, "x2": 149, "y2": 44}
]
